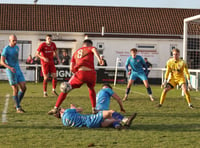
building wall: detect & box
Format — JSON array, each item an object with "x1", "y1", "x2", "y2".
[{"x1": 0, "y1": 31, "x2": 183, "y2": 78}]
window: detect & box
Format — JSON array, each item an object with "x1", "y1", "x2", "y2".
[{"x1": 136, "y1": 44, "x2": 156, "y2": 52}]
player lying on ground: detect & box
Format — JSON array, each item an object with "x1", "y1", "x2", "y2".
[
  {"x1": 96, "y1": 83, "x2": 125, "y2": 112},
  {"x1": 158, "y1": 48, "x2": 194, "y2": 109},
  {"x1": 54, "y1": 104, "x2": 137, "y2": 129},
  {"x1": 48, "y1": 39, "x2": 103, "y2": 115}
]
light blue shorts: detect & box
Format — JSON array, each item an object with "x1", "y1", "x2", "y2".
[
  {"x1": 6, "y1": 68, "x2": 25, "y2": 85},
  {"x1": 85, "y1": 111, "x2": 103, "y2": 128},
  {"x1": 130, "y1": 71, "x2": 147, "y2": 81}
]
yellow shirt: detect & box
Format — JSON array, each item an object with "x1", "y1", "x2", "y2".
[{"x1": 165, "y1": 58, "x2": 190, "y2": 80}]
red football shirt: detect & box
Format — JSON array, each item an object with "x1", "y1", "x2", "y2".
[
  {"x1": 71, "y1": 47, "x2": 95, "y2": 71},
  {"x1": 37, "y1": 42, "x2": 57, "y2": 64}
]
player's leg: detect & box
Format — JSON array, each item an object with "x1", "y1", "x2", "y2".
[
  {"x1": 17, "y1": 69, "x2": 26, "y2": 103},
  {"x1": 18, "y1": 81, "x2": 26, "y2": 112},
  {"x1": 181, "y1": 83, "x2": 194, "y2": 108},
  {"x1": 102, "y1": 110, "x2": 137, "y2": 127},
  {"x1": 143, "y1": 80, "x2": 154, "y2": 101},
  {"x1": 6, "y1": 69, "x2": 24, "y2": 113},
  {"x1": 85, "y1": 71, "x2": 97, "y2": 113},
  {"x1": 51, "y1": 73, "x2": 58, "y2": 96},
  {"x1": 50, "y1": 64, "x2": 58, "y2": 96},
  {"x1": 42, "y1": 64, "x2": 49, "y2": 97},
  {"x1": 48, "y1": 74, "x2": 81, "y2": 115},
  {"x1": 123, "y1": 79, "x2": 134, "y2": 101},
  {"x1": 158, "y1": 83, "x2": 173, "y2": 107}
]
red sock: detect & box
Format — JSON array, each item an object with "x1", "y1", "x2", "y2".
[
  {"x1": 43, "y1": 79, "x2": 47, "y2": 92},
  {"x1": 55, "y1": 92, "x2": 67, "y2": 108},
  {"x1": 52, "y1": 78, "x2": 57, "y2": 89},
  {"x1": 88, "y1": 88, "x2": 96, "y2": 108}
]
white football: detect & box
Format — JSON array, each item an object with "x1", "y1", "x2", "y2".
[{"x1": 60, "y1": 82, "x2": 72, "y2": 93}]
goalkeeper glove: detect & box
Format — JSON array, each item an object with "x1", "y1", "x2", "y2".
[{"x1": 161, "y1": 79, "x2": 167, "y2": 88}]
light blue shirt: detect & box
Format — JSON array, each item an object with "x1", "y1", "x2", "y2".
[
  {"x1": 96, "y1": 88, "x2": 114, "y2": 110},
  {"x1": 1, "y1": 45, "x2": 20, "y2": 68},
  {"x1": 125, "y1": 55, "x2": 147, "y2": 73}
]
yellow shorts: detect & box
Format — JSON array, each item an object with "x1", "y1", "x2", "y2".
[{"x1": 168, "y1": 77, "x2": 186, "y2": 88}]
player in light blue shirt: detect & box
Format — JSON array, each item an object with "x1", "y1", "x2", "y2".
[
  {"x1": 55, "y1": 104, "x2": 137, "y2": 129},
  {"x1": 96, "y1": 83, "x2": 125, "y2": 112},
  {"x1": 1, "y1": 34, "x2": 26, "y2": 113},
  {"x1": 123, "y1": 48, "x2": 154, "y2": 102}
]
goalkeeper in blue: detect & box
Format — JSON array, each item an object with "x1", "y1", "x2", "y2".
[
  {"x1": 123, "y1": 48, "x2": 154, "y2": 101},
  {"x1": 158, "y1": 48, "x2": 194, "y2": 109},
  {"x1": 1, "y1": 34, "x2": 26, "y2": 113},
  {"x1": 54, "y1": 104, "x2": 137, "y2": 129}
]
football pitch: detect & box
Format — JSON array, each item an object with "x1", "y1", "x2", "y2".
[{"x1": 0, "y1": 81, "x2": 200, "y2": 148}]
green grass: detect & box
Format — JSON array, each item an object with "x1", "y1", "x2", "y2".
[{"x1": 0, "y1": 81, "x2": 200, "y2": 148}]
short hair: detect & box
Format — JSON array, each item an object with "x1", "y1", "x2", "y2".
[
  {"x1": 144, "y1": 58, "x2": 147, "y2": 60},
  {"x1": 46, "y1": 34, "x2": 52, "y2": 38},
  {"x1": 130, "y1": 48, "x2": 137, "y2": 52},
  {"x1": 172, "y1": 48, "x2": 180, "y2": 53},
  {"x1": 102, "y1": 83, "x2": 112, "y2": 89},
  {"x1": 83, "y1": 39, "x2": 93, "y2": 45}
]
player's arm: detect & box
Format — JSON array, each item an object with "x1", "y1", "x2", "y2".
[
  {"x1": 70, "y1": 55, "x2": 77, "y2": 73},
  {"x1": 0, "y1": 56, "x2": 15, "y2": 73},
  {"x1": 54, "y1": 50, "x2": 60, "y2": 64},
  {"x1": 36, "y1": 44, "x2": 49, "y2": 62},
  {"x1": 112, "y1": 93, "x2": 126, "y2": 113},
  {"x1": 161, "y1": 61, "x2": 171, "y2": 88},
  {"x1": 92, "y1": 47, "x2": 103, "y2": 65},
  {"x1": 35, "y1": 51, "x2": 48, "y2": 63},
  {"x1": 125, "y1": 59, "x2": 131, "y2": 75},
  {"x1": 184, "y1": 62, "x2": 192, "y2": 89},
  {"x1": 142, "y1": 58, "x2": 148, "y2": 74},
  {"x1": 70, "y1": 104, "x2": 83, "y2": 113}
]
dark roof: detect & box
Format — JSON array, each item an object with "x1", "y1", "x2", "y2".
[{"x1": 0, "y1": 4, "x2": 200, "y2": 35}]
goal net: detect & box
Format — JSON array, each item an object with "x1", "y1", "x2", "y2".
[
  {"x1": 183, "y1": 14, "x2": 200, "y2": 68},
  {"x1": 183, "y1": 14, "x2": 200, "y2": 90}
]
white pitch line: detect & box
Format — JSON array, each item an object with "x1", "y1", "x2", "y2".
[
  {"x1": 114, "y1": 87, "x2": 146, "y2": 96},
  {"x1": 2, "y1": 94, "x2": 10, "y2": 123}
]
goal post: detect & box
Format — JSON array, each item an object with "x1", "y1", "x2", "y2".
[{"x1": 183, "y1": 14, "x2": 200, "y2": 91}]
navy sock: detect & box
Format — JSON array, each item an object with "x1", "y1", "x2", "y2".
[
  {"x1": 18, "y1": 91, "x2": 25, "y2": 103},
  {"x1": 147, "y1": 87, "x2": 152, "y2": 95},
  {"x1": 126, "y1": 88, "x2": 130, "y2": 95},
  {"x1": 112, "y1": 121, "x2": 121, "y2": 128},
  {"x1": 112, "y1": 112, "x2": 124, "y2": 121},
  {"x1": 13, "y1": 96, "x2": 20, "y2": 108}
]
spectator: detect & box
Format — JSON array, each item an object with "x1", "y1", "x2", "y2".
[
  {"x1": 97, "y1": 55, "x2": 107, "y2": 66},
  {"x1": 144, "y1": 58, "x2": 152, "y2": 77},
  {"x1": 26, "y1": 55, "x2": 34, "y2": 70},
  {"x1": 61, "y1": 51, "x2": 70, "y2": 65},
  {"x1": 32, "y1": 56, "x2": 40, "y2": 64}
]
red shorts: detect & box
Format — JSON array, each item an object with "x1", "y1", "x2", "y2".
[
  {"x1": 69, "y1": 70, "x2": 96, "y2": 89},
  {"x1": 41, "y1": 62, "x2": 56, "y2": 75}
]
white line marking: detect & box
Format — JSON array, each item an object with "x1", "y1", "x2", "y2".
[
  {"x1": 2, "y1": 94, "x2": 10, "y2": 123},
  {"x1": 114, "y1": 87, "x2": 146, "y2": 96}
]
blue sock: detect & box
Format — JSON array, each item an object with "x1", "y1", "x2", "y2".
[
  {"x1": 112, "y1": 121, "x2": 121, "y2": 128},
  {"x1": 112, "y1": 112, "x2": 124, "y2": 121},
  {"x1": 13, "y1": 96, "x2": 20, "y2": 108},
  {"x1": 18, "y1": 91, "x2": 25, "y2": 103},
  {"x1": 126, "y1": 88, "x2": 130, "y2": 95},
  {"x1": 147, "y1": 87, "x2": 152, "y2": 95}
]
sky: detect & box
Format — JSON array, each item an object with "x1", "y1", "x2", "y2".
[{"x1": 0, "y1": 0, "x2": 200, "y2": 9}]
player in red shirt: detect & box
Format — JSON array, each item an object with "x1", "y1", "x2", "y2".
[
  {"x1": 36, "y1": 34, "x2": 60, "y2": 97},
  {"x1": 48, "y1": 39, "x2": 103, "y2": 115}
]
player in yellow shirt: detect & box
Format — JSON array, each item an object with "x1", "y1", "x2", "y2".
[{"x1": 157, "y1": 48, "x2": 194, "y2": 109}]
